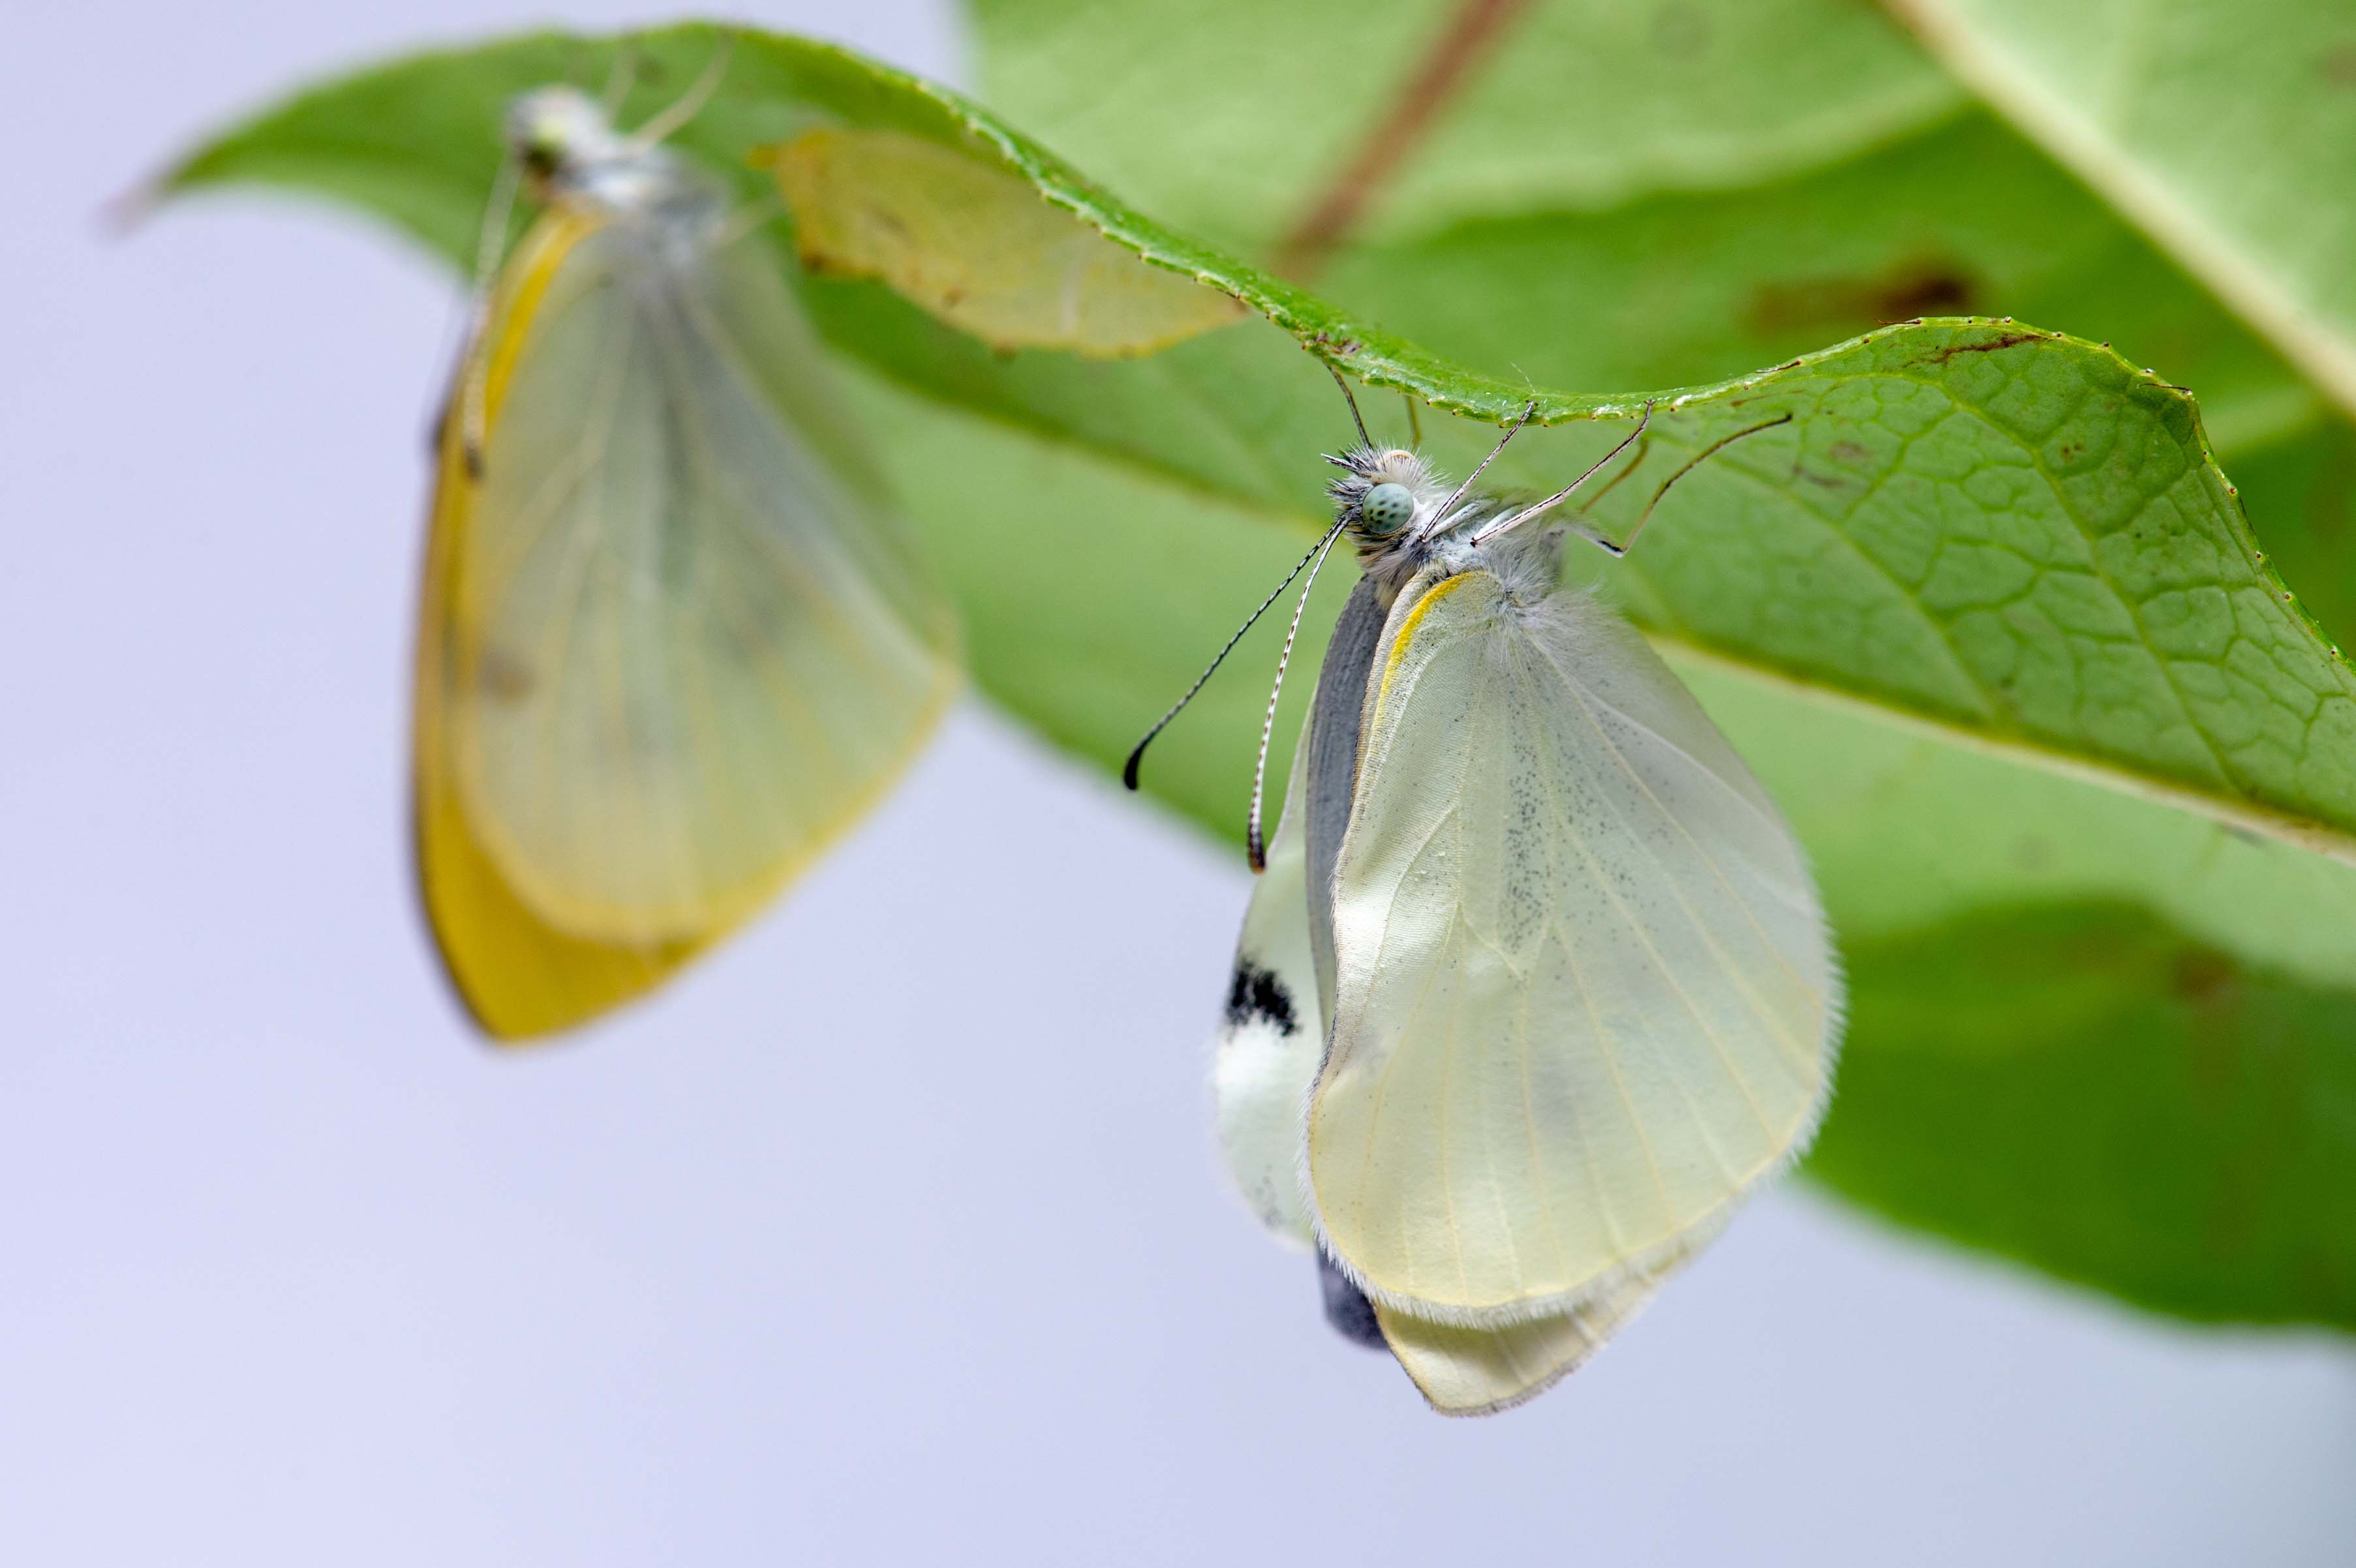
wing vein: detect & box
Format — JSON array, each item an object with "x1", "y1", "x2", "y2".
[{"x1": 1532, "y1": 636, "x2": 1818, "y2": 1079}]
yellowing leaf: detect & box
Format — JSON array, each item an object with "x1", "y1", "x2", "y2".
[{"x1": 764, "y1": 127, "x2": 1243, "y2": 357}]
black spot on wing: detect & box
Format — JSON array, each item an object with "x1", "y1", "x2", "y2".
[
  {"x1": 1317, "y1": 1252, "x2": 1388, "y2": 1350},
  {"x1": 1225, "y1": 961, "x2": 1298, "y2": 1036}
]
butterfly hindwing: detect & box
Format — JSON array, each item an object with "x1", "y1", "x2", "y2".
[
  {"x1": 1212, "y1": 722, "x2": 1321, "y2": 1246},
  {"x1": 1214, "y1": 576, "x2": 1392, "y2": 1245}
]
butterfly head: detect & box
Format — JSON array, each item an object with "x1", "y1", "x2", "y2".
[
  {"x1": 508, "y1": 89, "x2": 618, "y2": 189},
  {"x1": 506, "y1": 87, "x2": 686, "y2": 215},
  {"x1": 1330, "y1": 446, "x2": 1445, "y2": 532},
  {"x1": 1329, "y1": 444, "x2": 1488, "y2": 591}
]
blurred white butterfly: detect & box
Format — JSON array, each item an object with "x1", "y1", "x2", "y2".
[{"x1": 1130, "y1": 369, "x2": 1841, "y2": 1415}]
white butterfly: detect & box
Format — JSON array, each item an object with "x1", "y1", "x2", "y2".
[
  {"x1": 1140, "y1": 371, "x2": 1841, "y2": 1414},
  {"x1": 419, "y1": 54, "x2": 958, "y2": 1039}
]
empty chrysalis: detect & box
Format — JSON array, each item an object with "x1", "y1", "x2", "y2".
[
  {"x1": 1131, "y1": 365, "x2": 1839, "y2": 1414},
  {"x1": 417, "y1": 43, "x2": 958, "y2": 1039}
]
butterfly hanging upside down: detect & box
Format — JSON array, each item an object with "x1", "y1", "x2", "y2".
[
  {"x1": 1132, "y1": 369, "x2": 1841, "y2": 1415},
  {"x1": 416, "y1": 50, "x2": 960, "y2": 1041}
]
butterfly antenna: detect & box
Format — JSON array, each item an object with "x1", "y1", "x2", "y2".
[
  {"x1": 457, "y1": 149, "x2": 523, "y2": 477},
  {"x1": 631, "y1": 31, "x2": 737, "y2": 147},
  {"x1": 1246, "y1": 518, "x2": 1349, "y2": 871},
  {"x1": 1606, "y1": 412, "x2": 1793, "y2": 557},
  {"x1": 1470, "y1": 399, "x2": 1653, "y2": 548},
  {"x1": 1433, "y1": 399, "x2": 1537, "y2": 526},
  {"x1": 599, "y1": 40, "x2": 643, "y2": 113},
  {"x1": 1124, "y1": 514, "x2": 1352, "y2": 792}
]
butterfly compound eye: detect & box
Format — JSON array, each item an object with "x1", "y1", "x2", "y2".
[{"x1": 1360, "y1": 483, "x2": 1416, "y2": 535}]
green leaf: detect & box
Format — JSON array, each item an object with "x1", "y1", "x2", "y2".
[
  {"x1": 974, "y1": 0, "x2": 1963, "y2": 251},
  {"x1": 971, "y1": 0, "x2": 2323, "y2": 459},
  {"x1": 840, "y1": 368, "x2": 1353, "y2": 845},
  {"x1": 1816, "y1": 901, "x2": 2356, "y2": 1326},
  {"x1": 1317, "y1": 110, "x2": 2322, "y2": 460},
  {"x1": 1886, "y1": 0, "x2": 2356, "y2": 423},
  {"x1": 161, "y1": 21, "x2": 2356, "y2": 1329}
]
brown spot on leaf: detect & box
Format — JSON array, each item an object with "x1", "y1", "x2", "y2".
[
  {"x1": 1877, "y1": 270, "x2": 1976, "y2": 320},
  {"x1": 1749, "y1": 258, "x2": 1980, "y2": 337},
  {"x1": 1828, "y1": 439, "x2": 1871, "y2": 466},
  {"x1": 1929, "y1": 331, "x2": 2038, "y2": 363},
  {"x1": 2170, "y1": 945, "x2": 2239, "y2": 1008}
]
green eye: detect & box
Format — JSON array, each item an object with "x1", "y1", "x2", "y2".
[{"x1": 1361, "y1": 483, "x2": 1416, "y2": 534}]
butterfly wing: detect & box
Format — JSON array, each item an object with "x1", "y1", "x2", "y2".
[
  {"x1": 1375, "y1": 1270, "x2": 1661, "y2": 1417},
  {"x1": 416, "y1": 208, "x2": 957, "y2": 1039},
  {"x1": 1373, "y1": 1208, "x2": 1726, "y2": 1416},
  {"x1": 1214, "y1": 576, "x2": 1730, "y2": 1407},
  {"x1": 1211, "y1": 721, "x2": 1321, "y2": 1246},
  {"x1": 1214, "y1": 574, "x2": 1396, "y2": 1240},
  {"x1": 1308, "y1": 564, "x2": 1839, "y2": 1325}
]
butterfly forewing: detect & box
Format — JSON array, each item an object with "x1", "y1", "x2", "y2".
[{"x1": 1309, "y1": 566, "x2": 1837, "y2": 1323}]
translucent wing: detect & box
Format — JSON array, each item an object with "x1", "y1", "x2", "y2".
[
  {"x1": 1376, "y1": 1276, "x2": 1659, "y2": 1417},
  {"x1": 1217, "y1": 579, "x2": 1666, "y2": 1407},
  {"x1": 1309, "y1": 565, "x2": 1839, "y2": 1324},
  {"x1": 416, "y1": 209, "x2": 957, "y2": 1038},
  {"x1": 1374, "y1": 1212, "x2": 1722, "y2": 1416}
]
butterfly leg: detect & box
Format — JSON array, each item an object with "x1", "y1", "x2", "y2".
[
  {"x1": 598, "y1": 40, "x2": 643, "y2": 114},
  {"x1": 1469, "y1": 400, "x2": 1652, "y2": 547},
  {"x1": 1606, "y1": 410, "x2": 1794, "y2": 558},
  {"x1": 629, "y1": 31, "x2": 737, "y2": 147}
]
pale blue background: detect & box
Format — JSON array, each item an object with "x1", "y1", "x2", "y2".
[{"x1": 5, "y1": 3, "x2": 2353, "y2": 1563}]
